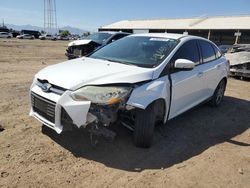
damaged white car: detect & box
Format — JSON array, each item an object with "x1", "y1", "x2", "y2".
[
  {"x1": 30, "y1": 33, "x2": 229, "y2": 148},
  {"x1": 65, "y1": 32, "x2": 130, "y2": 59}
]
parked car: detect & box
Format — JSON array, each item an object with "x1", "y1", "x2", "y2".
[
  {"x1": 57, "y1": 35, "x2": 70, "y2": 41},
  {"x1": 16, "y1": 34, "x2": 35, "y2": 39},
  {"x1": 21, "y1": 30, "x2": 41, "y2": 39},
  {"x1": 218, "y1": 45, "x2": 232, "y2": 54},
  {"x1": 225, "y1": 44, "x2": 250, "y2": 79},
  {"x1": 30, "y1": 33, "x2": 229, "y2": 148},
  {"x1": 65, "y1": 31, "x2": 130, "y2": 59},
  {"x1": 39, "y1": 34, "x2": 56, "y2": 40},
  {"x1": 0, "y1": 32, "x2": 12, "y2": 38}
]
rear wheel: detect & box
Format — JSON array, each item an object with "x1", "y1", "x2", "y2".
[
  {"x1": 209, "y1": 79, "x2": 226, "y2": 107},
  {"x1": 133, "y1": 103, "x2": 157, "y2": 148}
]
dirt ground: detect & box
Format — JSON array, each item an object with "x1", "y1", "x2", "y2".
[{"x1": 0, "y1": 39, "x2": 249, "y2": 188}]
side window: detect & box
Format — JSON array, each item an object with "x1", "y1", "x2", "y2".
[
  {"x1": 212, "y1": 44, "x2": 222, "y2": 58},
  {"x1": 199, "y1": 40, "x2": 216, "y2": 63},
  {"x1": 171, "y1": 40, "x2": 200, "y2": 65},
  {"x1": 108, "y1": 34, "x2": 127, "y2": 44}
]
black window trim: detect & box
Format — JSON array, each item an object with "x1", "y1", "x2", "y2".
[
  {"x1": 170, "y1": 39, "x2": 201, "y2": 73},
  {"x1": 211, "y1": 43, "x2": 222, "y2": 59},
  {"x1": 198, "y1": 39, "x2": 219, "y2": 64},
  {"x1": 159, "y1": 38, "x2": 222, "y2": 78},
  {"x1": 160, "y1": 39, "x2": 202, "y2": 76}
]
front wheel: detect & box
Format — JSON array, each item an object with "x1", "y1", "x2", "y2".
[
  {"x1": 133, "y1": 103, "x2": 156, "y2": 148},
  {"x1": 209, "y1": 79, "x2": 226, "y2": 107}
]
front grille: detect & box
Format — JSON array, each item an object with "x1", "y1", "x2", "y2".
[
  {"x1": 31, "y1": 92, "x2": 56, "y2": 123},
  {"x1": 36, "y1": 79, "x2": 66, "y2": 95}
]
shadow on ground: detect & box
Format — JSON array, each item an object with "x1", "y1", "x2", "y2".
[{"x1": 42, "y1": 96, "x2": 250, "y2": 171}]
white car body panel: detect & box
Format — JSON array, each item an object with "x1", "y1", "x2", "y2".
[
  {"x1": 68, "y1": 39, "x2": 92, "y2": 47},
  {"x1": 39, "y1": 34, "x2": 55, "y2": 40},
  {"x1": 169, "y1": 65, "x2": 208, "y2": 119},
  {"x1": 127, "y1": 75, "x2": 170, "y2": 122},
  {"x1": 29, "y1": 83, "x2": 91, "y2": 133},
  {"x1": 30, "y1": 33, "x2": 229, "y2": 134},
  {"x1": 0, "y1": 32, "x2": 12, "y2": 38},
  {"x1": 17, "y1": 34, "x2": 34, "y2": 39},
  {"x1": 35, "y1": 57, "x2": 153, "y2": 90}
]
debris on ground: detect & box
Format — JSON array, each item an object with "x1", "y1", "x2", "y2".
[
  {"x1": 1, "y1": 171, "x2": 9, "y2": 178},
  {"x1": 0, "y1": 124, "x2": 4, "y2": 132},
  {"x1": 238, "y1": 168, "x2": 244, "y2": 175}
]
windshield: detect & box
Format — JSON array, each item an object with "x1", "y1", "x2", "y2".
[
  {"x1": 85, "y1": 33, "x2": 112, "y2": 44},
  {"x1": 90, "y1": 36, "x2": 178, "y2": 68}
]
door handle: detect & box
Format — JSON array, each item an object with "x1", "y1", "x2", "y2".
[{"x1": 197, "y1": 72, "x2": 203, "y2": 77}]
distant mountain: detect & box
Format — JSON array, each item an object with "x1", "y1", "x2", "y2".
[
  {"x1": 59, "y1": 26, "x2": 88, "y2": 35},
  {"x1": 6, "y1": 24, "x2": 42, "y2": 31},
  {"x1": 5, "y1": 24, "x2": 89, "y2": 35}
]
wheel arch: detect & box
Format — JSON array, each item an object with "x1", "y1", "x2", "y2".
[
  {"x1": 222, "y1": 77, "x2": 227, "y2": 85},
  {"x1": 126, "y1": 77, "x2": 171, "y2": 123}
]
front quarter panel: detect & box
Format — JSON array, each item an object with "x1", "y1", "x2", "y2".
[{"x1": 127, "y1": 76, "x2": 170, "y2": 121}]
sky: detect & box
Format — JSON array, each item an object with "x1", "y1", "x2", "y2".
[{"x1": 1, "y1": 0, "x2": 250, "y2": 31}]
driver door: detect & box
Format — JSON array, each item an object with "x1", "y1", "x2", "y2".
[{"x1": 168, "y1": 39, "x2": 205, "y2": 119}]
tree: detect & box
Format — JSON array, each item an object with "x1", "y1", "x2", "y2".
[
  {"x1": 83, "y1": 32, "x2": 90, "y2": 37},
  {"x1": 61, "y1": 30, "x2": 71, "y2": 36}
]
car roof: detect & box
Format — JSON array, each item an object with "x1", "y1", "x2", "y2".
[
  {"x1": 130, "y1": 33, "x2": 205, "y2": 40},
  {"x1": 98, "y1": 31, "x2": 130, "y2": 35}
]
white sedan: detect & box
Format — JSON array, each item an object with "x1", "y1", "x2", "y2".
[
  {"x1": 0, "y1": 32, "x2": 12, "y2": 38},
  {"x1": 16, "y1": 34, "x2": 35, "y2": 39},
  {"x1": 30, "y1": 33, "x2": 229, "y2": 148}
]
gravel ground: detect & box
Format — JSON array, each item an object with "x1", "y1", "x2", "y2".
[{"x1": 0, "y1": 39, "x2": 250, "y2": 188}]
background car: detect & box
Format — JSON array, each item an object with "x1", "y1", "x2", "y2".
[
  {"x1": 65, "y1": 31, "x2": 130, "y2": 59},
  {"x1": 20, "y1": 30, "x2": 41, "y2": 39},
  {"x1": 0, "y1": 32, "x2": 12, "y2": 38},
  {"x1": 39, "y1": 34, "x2": 57, "y2": 40},
  {"x1": 225, "y1": 44, "x2": 250, "y2": 79},
  {"x1": 57, "y1": 35, "x2": 69, "y2": 40},
  {"x1": 16, "y1": 34, "x2": 35, "y2": 39},
  {"x1": 218, "y1": 45, "x2": 232, "y2": 54}
]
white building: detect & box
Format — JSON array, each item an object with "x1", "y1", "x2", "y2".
[{"x1": 99, "y1": 15, "x2": 250, "y2": 44}]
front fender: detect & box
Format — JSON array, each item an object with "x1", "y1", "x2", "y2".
[{"x1": 127, "y1": 76, "x2": 170, "y2": 121}]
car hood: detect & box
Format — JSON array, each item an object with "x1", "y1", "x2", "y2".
[
  {"x1": 35, "y1": 57, "x2": 153, "y2": 90},
  {"x1": 68, "y1": 39, "x2": 98, "y2": 47}
]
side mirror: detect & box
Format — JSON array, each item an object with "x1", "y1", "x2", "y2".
[{"x1": 174, "y1": 59, "x2": 195, "y2": 71}]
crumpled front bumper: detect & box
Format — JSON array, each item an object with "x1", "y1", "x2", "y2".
[{"x1": 29, "y1": 83, "x2": 92, "y2": 134}]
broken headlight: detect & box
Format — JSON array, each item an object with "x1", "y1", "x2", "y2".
[{"x1": 70, "y1": 86, "x2": 132, "y2": 105}]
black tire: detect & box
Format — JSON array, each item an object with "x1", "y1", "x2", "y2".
[
  {"x1": 209, "y1": 79, "x2": 226, "y2": 107},
  {"x1": 133, "y1": 103, "x2": 156, "y2": 148}
]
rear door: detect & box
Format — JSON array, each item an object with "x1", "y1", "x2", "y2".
[
  {"x1": 198, "y1": 40, "x2": 224, "y2": 98},
  {"x1": 169, "y1": 39, "x2": 205, "y2": 119}
]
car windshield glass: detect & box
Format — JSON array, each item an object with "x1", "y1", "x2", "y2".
[
  {"x1": 85, "y1": 33, "x2": 112, "y2": 44},
  {"x1": 90, "y1": 36, "x2": 178, "y2": 68}
]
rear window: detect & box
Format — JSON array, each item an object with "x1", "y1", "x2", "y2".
[{"x1": 199, "y1": 40, "x2": 216, "y2": 63}]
